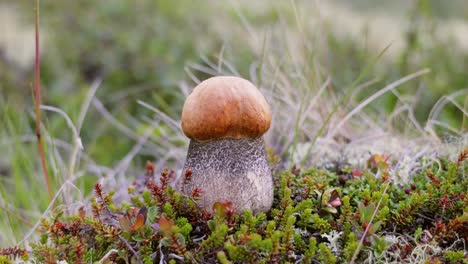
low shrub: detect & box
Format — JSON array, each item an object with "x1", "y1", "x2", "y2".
[{"x1": 1, "y1": 150, "x2": 466, "y2": 263}]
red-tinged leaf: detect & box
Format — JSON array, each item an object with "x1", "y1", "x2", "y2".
[
  {"x1": 191, "y1": 187, "x2": 203, "y2": 200},
  {"x1": 78, "y1": 206, "x2": 86, "y2": 220},
  {"x1": 119, "y1": 215, "x2": 131, "y2": 231},
  {"x1": 53, "y1": 221, "x2": 65, "y2": 230},
  {"x1": 456, "y1": 148, "x2": 468, "y2": 167},
  {"x1": 130, "y1": 214, "x2": 146, "y2": 230},
  {"x1": 158, "y1": 217, "x2": 174, "y2": 234},
  {"x1": 145, "y1": 161, "x2": 155, "y2": 176},
  {"x1": 212, "y1": 201, "x2": 233, "y2": 218},
  {"x1": 128, "y1": 207, "x2": 139, "y2": 217},
  {"x1": 138, "y1": 207, "x2": 148, "y2": 220},
  {"x1": 352, "y1": 169, "x2": 363, "y2": 178},
  {"x1": 94, "y1": 183, "x2": 104, "y2": 197},
  {"x1": 183, "y1": 169, "x2": 193, "y2": 185},
  {"x1": 368, "y1": 154, "x2": 390, "y2": 169}
]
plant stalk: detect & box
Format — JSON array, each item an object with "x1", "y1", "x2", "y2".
[{"x1": 34, "y1": 0, "x2": 53, "y2": 201}]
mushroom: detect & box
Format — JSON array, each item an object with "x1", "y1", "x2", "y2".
[{"x1": 179, "y1": 76, "x2": 273, "y2": 214}]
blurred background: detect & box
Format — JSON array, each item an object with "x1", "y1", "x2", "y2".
[{"x1": 0, "y1": 0, "x2": 467, "y2": 246}]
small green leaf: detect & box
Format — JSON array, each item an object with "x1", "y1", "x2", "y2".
[
  {"x1": 177, "y1": 233, "x2": 186, "y2": 246},
  {"x1": 208, "y1": 220, "x2": 216, "y2": 231},
  {"x1": 160, "y1": 237, "x2": 170, "y2": 247},
  {"x1": 370, "y1": 221, "x2": 382, "y2": 234},
  {"x1": 147, "y1": 206, "x2": 158, "y2": 223},
  {"x1": 322, "y1": 206, "x2": 338, "y2": 214}
]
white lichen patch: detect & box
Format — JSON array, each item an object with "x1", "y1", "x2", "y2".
[
  {"x1": 321, "y1": 230, "x2": 343, "y2": 254},
  {"x1": 292, "y1": 131, "x2": 467, "y2": 184}
]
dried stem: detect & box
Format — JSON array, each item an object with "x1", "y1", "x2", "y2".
[
  {"x1": 119, "y1": 235, "x2": 143, "y2": 264},
  {"x1": 34, "y1": 0, "x2": 53, "y2": 201},
  {"x1": 0, "y1": 204, "x2": 35, "y2": 228}
]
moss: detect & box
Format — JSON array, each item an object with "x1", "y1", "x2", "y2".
[
  {"x1": 0, "y1": 256, "x2": 12, "y2": 264},
  {"x1": 318, "y1": 243, "x2": 337, "y2": 264},
  {"x1": 443, "y1": 250, "x2": 465, "y2": 264},
  {"x1": 2, "y1": 153, "x2": 467, "y2": 263}
]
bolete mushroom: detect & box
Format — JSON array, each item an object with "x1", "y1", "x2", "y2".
[{"x1": 179, "y1": 76, "x2": 273, "y2": 214}]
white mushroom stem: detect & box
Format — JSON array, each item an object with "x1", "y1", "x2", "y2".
[{"x1": 180, "y1": 137, "x2": 273, "y2": 214}]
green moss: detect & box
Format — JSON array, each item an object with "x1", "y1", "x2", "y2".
[
  {"x1": 1, "y1": 153, "x2": 466, "y2": 263},
  {"x1": 311, "y1": 214, "x2": 331, "y2": 234},
  {"x1": 443, "y1": 250, "x2": 465, "y2": 264},
  {"x1": 0, "y1": 256, "x2": 12, "y2": 264},
  {"x1": 318, "y1": 243, "x2": 337, "y2": 264}
]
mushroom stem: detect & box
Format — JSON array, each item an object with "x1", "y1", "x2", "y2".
[{"x1": 181, "y1": 137, "x2": 273, "y2": 214}]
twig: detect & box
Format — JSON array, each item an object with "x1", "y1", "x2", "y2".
[
  {"x1": 98, "y1": 249, "x2": 118, "y2": 264},
  {"x1": 119, "y1": 235, "x2": 143, "y2": 264},
  {"x1": 34, "y1": 0, "x2": 53, "y2": 201},
  {"x1": 168, "y1": 253, "x2": 184, "y2": 261},
  {"x1": 415, "y1": 213, "x2": 435, "y2": 222}
]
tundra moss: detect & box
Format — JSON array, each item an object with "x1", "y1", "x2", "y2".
[{"x1": 1, "y1": 151, "x2": 466, "y2": 263}]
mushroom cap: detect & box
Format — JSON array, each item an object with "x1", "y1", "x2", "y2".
[{"x1": 181, "y1": 76, "x2": 271, "y2": 141}]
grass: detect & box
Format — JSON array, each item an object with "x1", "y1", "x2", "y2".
[
  {"x1": 0, "y1": 0, "x2": 467, "y2": 262},
  {"x1": 34, "y1": 0, "x2": 54, "y2": 202}
]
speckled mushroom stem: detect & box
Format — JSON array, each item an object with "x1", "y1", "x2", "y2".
[{"x1": 181, "y1": 137, "x2": 273, "y2": 214}]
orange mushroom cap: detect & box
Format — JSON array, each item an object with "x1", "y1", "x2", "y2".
[{"x1": 181, "y1": 76, "x2": 271, "y2": 141}]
